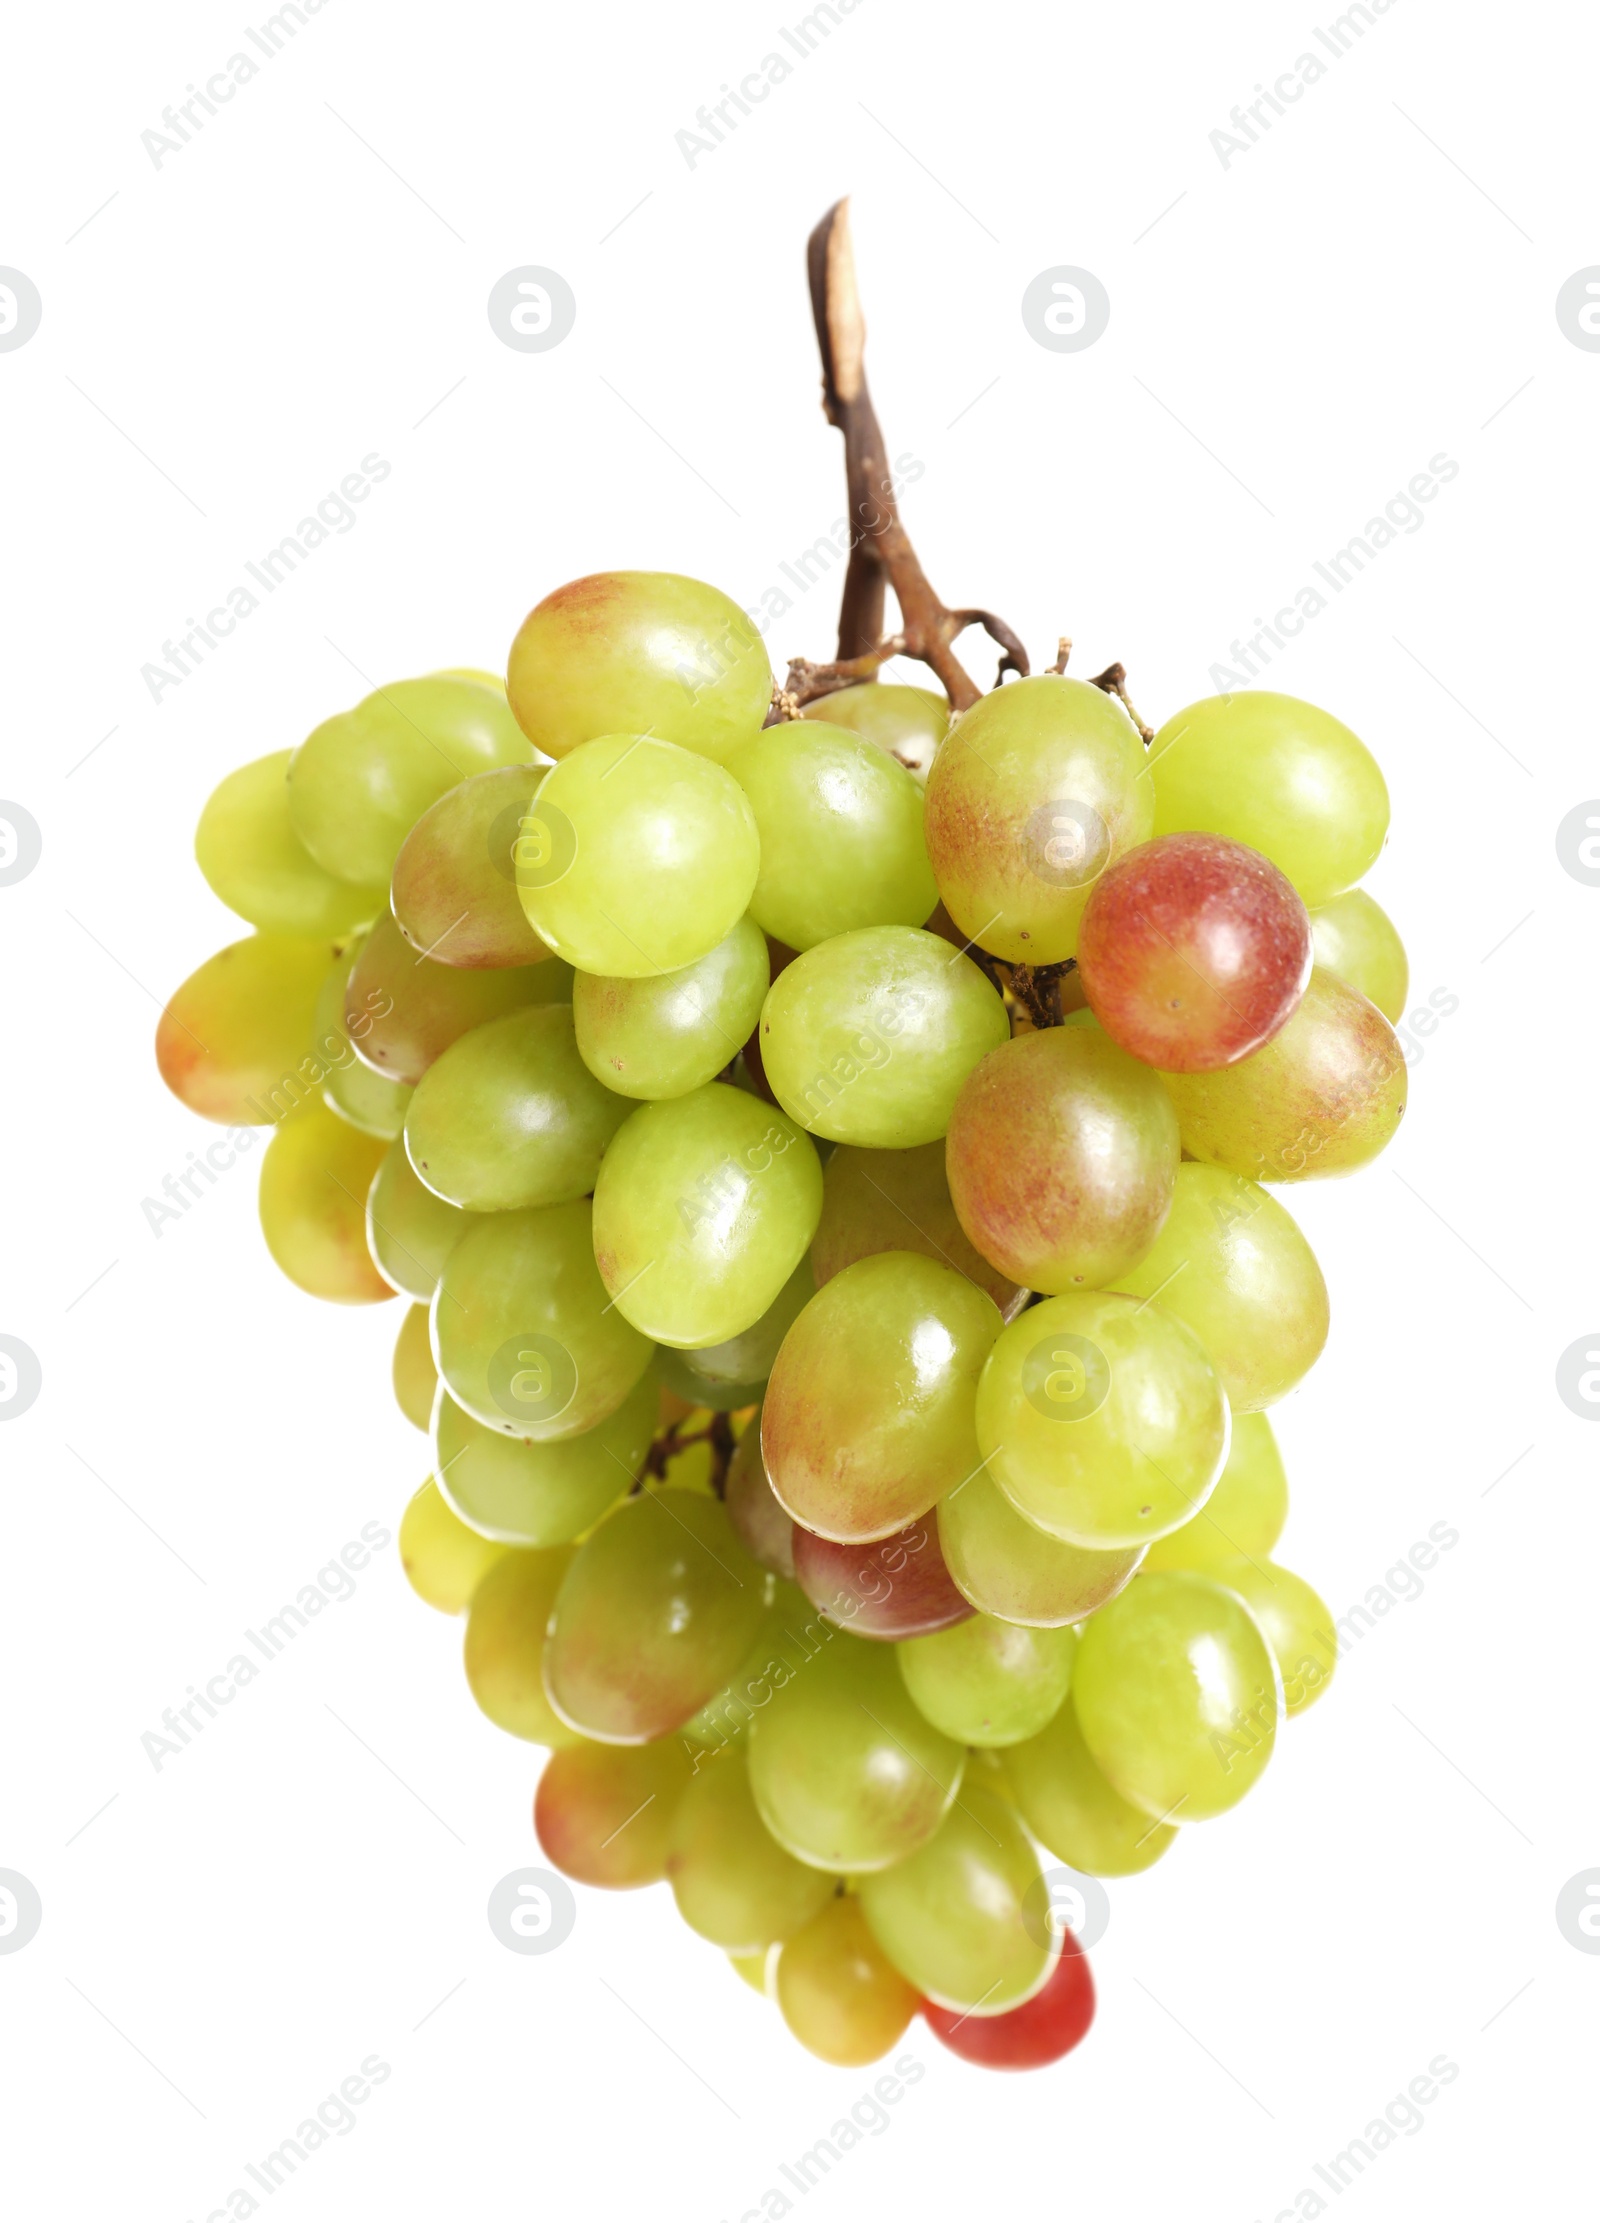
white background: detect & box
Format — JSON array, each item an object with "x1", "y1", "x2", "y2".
[{"x1": 2, "y1": 1, "x2": 1595, "y2": 2217}]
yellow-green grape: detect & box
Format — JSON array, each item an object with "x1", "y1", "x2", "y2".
[
  {"x1": 313, "y1": 938, "x2": 413, "y2": 1139},
  {"x1": 976, "y1": 1292, "x2": 1229, "y2": 1549},
  {"x1": 462, "y1": 1547, "x2": 580, "y2": 1744},
  {"x1": 1149, "y1": 691, "x2": 1389, "y2": 908},
  {"x1": 390, "y1": 764, "x2": 554, "y2": 969},
  {"x1": 432, "y1": 1374, "x2": 651, "y2": 1546},
  {"x1": 572, "y1": 915, "x2": 769, "y2": 1100},
  {"x1": 591, "y1": 1083, "x2": 822, "y2": 1349},
  {"x1": 195, "y1": 750, "x2": 384, "y2": 936},
  {"x1": 393, "y1": 1302, "x2": 438, "y2": 1428},
  {"x1": 665, "y1": 1751, "x2": 835, "y2": 1952},
  {"x1": 858, "y1": 1785, "x2": 1048, "y2": 2016},
  {"x1": 345, "y1": 912, "x2": 567, "y2": 1087},
  {"x1": 723, "y1": 1433, "x2": 798, "y2": 1581},
  {"x1": 937, "y1": 1474, "x2": 1145, "y2": 1627},
  {"x1": 776, "y1": 1896, "x2": 919, "y2": 2066},
  {"x1": 399, "y1": 1477, "x2": 506, "y2": 1611},
  {"x1": 1309, "y1": 887, "x2": 1408, "y2": 1023},
  {"x1": 729, "y1": 1947, "x2": 775, "y2": 1996},
  {"x1": 923, "y1": 674, "x2": 1154, "y2": 964},
  {"x1": 758, "y1": 926, "x2": 1010, "y2": 1147},
  {"x1": 507, "y1": 570, "x2": 771, "y2": 765},
  {"x1": 288, "y1": 676, "x2": 533, "y2": 889},
  {"x1": 681, "y1": 1583, "x2": 820, "y2": 1750},
  {"x1": 1072, "y1": 1571, "x2": 1279, "y2": 1821},
  {"x1": 534, "y1": 1737, "x2": 694, "y2": 1886},
  {"x1": 542, "y1": 1489, "x2": 766, "y2": 1744},
  {"x1": 156, "y1": 933, "x2": 330, "y2": 1126},
  {"x1": 1112, "y1": 1163, "x2": 1328, "y2": 1411},
  {"x1": 802, "y1": 681, "x2": 949, "y2": 785},
  {"x1": 1005, "y1": 1698, "x2": 1177, "y2": 1876},
  {"x1": 1212, "y1": 1558, "x2": 1336, "y2": 1716},
  {"x1": 652, "y1": 1258, "x2": 813, "y2": 1409},
  {"x1": 812, "y1": 1139, "x2": 1027, "y2": 1318},
  {"x1": 432, "y1": 667, "x2": 509, "y2": 695},
  {"x1": 728, "y1": 722, "x2": 937, "y2": 949},
  {"x1": 761, "y1": 1253, "x2": 1000, "y2": 1542},
  {"x1": 1144, "y1": 1411, "x2": 1288, "y2": 1573},
  {"x1": 430, "y1": 1200, "x2": 654, "y2": 1440},
  {"x1": 258, "y1": 1101, "x2": 392, "y2": 1303},
  {"x1": 516, "y1": 733, "x2": 760, "y2": 977},
  {"x1": 367, "y1": 1139, "x2": 472, "y2": 1299},
  {"x1": 746, "y1": 1630, "x2": 965, "y2": 1873},
  {"x1": 897, "y1": 1615, "x2": 1076, "y2": 1746},
  {"x1": 1161, "y1": 966, "x2": 1407, "y2": 1183}
]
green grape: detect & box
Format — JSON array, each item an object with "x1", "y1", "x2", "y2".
[
  {"x1": 897, "y1": 1613, "x2": 1075, "y2": 1747},
  {"x1": 1005, "y1": 1698, "x2": 1177, "y2": 1876},
  {"x1": 590, "y1": 1084, "x2": 822, "y2": 1349},
  {"x1": 1112, "y1": 1163, "x2": 1328, "y2": 1411},
  {"x1": 430, "y1": 1200, "x2": 654, "y2": 1440},
  {"x1": 534, "y1": 1737, "x2": 695, "y2": 1886},
  {"x1": 288, "y1": 676, "x2": 533, "y2": 889},
  {"x1": 543, "y1": 1489, "x2": 766, "y2": 1743},
  {"x1": 507, "y1": 570, "x2": 772, "y2": 764},
  {"x1": 195, "y1": 750, "x2": 384, "y2": 936},
  {"x1": 763, "y1": 1253, "x2": 1000, "y2": 1542},
  {"x1": 1211, "y1": 1558, "x2": 1336, "y2": 1715},
  {"x1": 156, "y1": 933, "x2": 330, "y2": 1126},
  {"x1": 1309, "y1": 887, "x2": 1408, "y2": 1023},
  {"x1": 432, "y1": 667, "x2": 509, "y2": 695},
  {"x1": 572, "y1": 915, "x2": 769, "y2": 1100},
  {"x1": 858, "y1": 1784, "x2": 1048, "y2": 2016},
  {"x1": 946, "y1": 1026, "x2": 1180, "y2": 1293},
  {"x1": 811, "y1": 1140, "x2": 1026, "y2": 1318},
  {"x1": 516, "y1": 733, "x2": 760, "y2": 977},
  {"x1": 680, "y1": 1582, "x2": 823, "y2": 1750},
  {"x1": 393, "y1": 1302, "x2": 438, "y2": 1429},
  {"x1": 724, "y1": 1427, "x2": 797, "y2": 1579},
  {"x1": 312, "y1": 938, "x2": 414, "y2": 1138},
  {"x1": 366, "y1": 1139, "x2": 472, "y2": 1299},
  {"x1": 1072, "y1": 1570, "x2": 1279, "y2": 1821},
  {"x1": 746, "y1": 1629, "x2": 964, "y2": 1872},
  {"x1": 345, "y1": 913, "x2": 567, "y2": 1087},
  {"x1": 462, "y1": 1547, "x2": 579, "y2": 1744},
  {"x1": 258, "y1": 1100, "x2": 393, "y2": 1303},
  {"x1": 923, "y1": 674, "x2": 1154, "y2": 964},
  {"x1": 728, "y1": 722, "x2": 937, "y2": 949},
  {"x1": 390, "y1": 765, "x2": 555, "y2": 968},
  {"x1": 1144, "y1": 1411, "x2": 1288, "y2": 1573},
  {"x1": 651, "y1": 1257, "x2": 813, "y2": 1413},
  {"x1": 728, "y1": 1948, "x2": 774, "y2": 1996},
  {"x1": 398, "y1": 1477, "x2": 507, "y2": 1612},
  {"x1": 802, "y1": 681, "x2": 949, "y2": 785},
  {"x1": 758, "y1": 926, "x2": 1009, "y2": 1147},
  {"x1": 432, "y1": 1374, "x2": 651, "y2": 1546},
  {"x1": 666, "y1": 1751, "x2": 835, "y2": 1952},
  {"x1": 1149, "y1": 691, "x2": 1389, "y2": 908},
  {"x1": 776, "y1": 1896, "x2": 918, "y2": 2067},
  {"x1": 937, "y1": 1473, "x2": 1145, "y2": 1627},
  {"x1": 1161, "y1": 966, "x2": 1407, "y2": 1182}
]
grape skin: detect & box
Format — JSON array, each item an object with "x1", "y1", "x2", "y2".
[
  {"x1": 858, "y1": 1784, "x2": 1049, "y2": 2016},
  {"x1": 572, "y1": 915, "x2": 769, "y2": 1100},
  {"x1": 801, "y1": 681, "x2": 949, "y2": 786},
  {"x1": 1309, "y1": 887, "x2": 1408, "y2": 1023},
  {"x1": 811, "y1": 1139, "x2": 1027, "y2": 1318},
  {"x1": 391, "y1": 764, "x2": 554, "y2": 969},
  {"x1": 535, "y1": 1737, "x2": 696, "y2": 1886},
  {"x1": 1143, "y1": 1410, "x2": 1288, "y2": 1573},
  {"x1": 392, "y1": 1302, "x2": 438, "y2": 1429},
  {"x1": 791, "y1": 1515, "x2": 975, "y2": 1640},
  {"x1": 936, "y1": 1474, "x2": 1145, "y2": 1628},
  {"x1": 1004, "y1": 1700, "x2": 1176, "y2": 1877},
  {"x1": 366, "y1": 1139, "x2": 473, "y2": 1299},
  {"x1": 258, "y1": 1100, "x2": 393, "y2": 1304},
  {"x1": 923, "y1": 1932, "x2": 1096, "y2": 2069},
  {"x1": 398, "y1": 1477, "x2": 506, "y2": 1612},
  {"x1": 896, "y1": 1613, "x2": 1076, "y2": 1747},
  {"x1": 665, "y1": 1751, "x2": 834, "y2": 1952},
  {"x1": 345, "y1": 913, "x2": 565, "y2": 1088},
  {"x1": 775, "y1": 1896, "x2": 919, "y2": 2066},
  {"x1": 462, "y1": 1547, "x2": 581, "y2": 1745},
  {"x1": 431, "y1": 1374, "x2": 651, "y2": 1548},
  {"x1": 157, "y1": 933, "x2": 331, "y2": 1127},
  {"x1": 195, "y1": 750, "x2": 384, "y2": 938}
]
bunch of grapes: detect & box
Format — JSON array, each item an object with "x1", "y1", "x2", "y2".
[{"x1": 156, "y1": 553, "x2": 1404, "y2": 2074}]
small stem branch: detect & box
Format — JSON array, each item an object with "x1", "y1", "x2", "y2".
[{"x1": 1089, "y1": 660, "x2": 1155, "y2": 745}]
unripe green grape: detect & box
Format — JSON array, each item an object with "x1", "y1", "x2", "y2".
[
  {"x1": 259, "y1": 1101, "x2": 392, "y2": 1303},
  {"x1": 431, "y1": 1200, "x2": 654, "y2": 1440},
  {"x1": 1161, "y1": 967, "x2": 1407, "y2": 1183},
  {"x1": 1309, "y1": 887, "x2": 1408, "y2": 1023},
  {"x1": 758, "y1": 926, "x2": 1010, "y2": 1147},
  {"x1": 535, "y1": 1737, "x2": 695, "y2": 1887},
  {"x1": 393, "y1": 1302, "x2": 438, "y2": 1429},
  {"x1": 776, "y1": 1896, "x2": 918, "y2": 2066},
  {"x1": 195, "y1": 750, "x2": 384, "y2": 937},
  {"x1": 1005, "y1": 1698, "x2": 1177, "y2": 1876},
  {"x1": 312, "y1": 940, "x2": 414, "y2": 1139},
  {"x1": 1112, "y1": 1163, "x2": 1328, "y2": 1411},
  {"x1": 1144, "y1": 1410, "x2": 1288, "y2": 1573},
  {"x1": 591, "y1": 1084, "x2": 822, "y2": 1349},
  {"x1": 516, "y1": 733, "x2": 760, "y2": 978},
  {"x1": 367, "y1": 1139, "x2": 472, "y2": 1299},
  {"x1": 746, "y1": 1630, "x2": 964, "y2": 1873},
  {"x1": 680, "y1": 1583, "x2": 824, "y2": 1752},
  {"x1": 572, "y1": 915, "x2": 769, "y2": 1100},
  {"x1": 507, "y1": 571, "x2": 772, "y2": 765},
  {"x1": 1149, "y1": 691, "x2": 1389, "y2": 908},
  {"x1": 896, "y1": 1614, "x2": 1076, "y2": 1746},
  {"x1": 923, "y1": 674, "x2": 1154, "y2": 963},
  {"x1": 936, "y1": 1474, "x2": 1145, "y2": 1627},
  {"x1": 462, "y1": 1547, "x2": 580, "y2": 1745},
  {"x1": 288, "y1": 676, "x2": 533, "y2": 889},
  {"x1": 811, "y1": 1140, "x2": 1027, "y2": 1318},
  {"x1": 858, "y1": 1785, "x2": 1048, "y2": 2016},
  {"x1": 432, "y1": 1375, "x2": 651, "y2": 1546},
  {"x1": 398, "y1": 1477, "x2": 507, "y2": 1612},
  {"x1": 651, "y1": 1258, "x2": 814, "y2": 1409},
  {"x1": 1073, "y1": 1571, "x2": 1279, "y2": 1821},
  {"x1": 762, "y1": 1252, "x2": 1001, "y2": 1543},
  {"x1": 156, "y1": 933, "x2": 330, "y2": 1126},
  {"x1": 976, "y1": 1292, "x2": 1229, "y2": 1549},
  {"x1": 802, "y1": 681, "x2": 949, "y2": 785},
  {"x1": 1212, "y1": 1558, "x2": 1336, "y2": 1716},
  {"x1": 665, "y1": 1751, "x2": 835, "y2": 1952},
  {"x1": 728, "y1": 722, "x2": 937, "y2": 949},
  {"x1": 345, "y1": 913, "x2": 567, "y2": 1088},
  {"x1": 946, "y1": 1026, "x2": 1179, "y2": 1293},
  {"x1": 390, "y1": 764, "x2": 555, "y2": 969}
]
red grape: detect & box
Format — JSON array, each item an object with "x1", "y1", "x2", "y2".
[
  {"x1": 922, "y1": 1934, "x2": 1096, "y2": 2069},
  {"x1": 792, "y1": 1516, "x2": 974, "y2": 1639}
]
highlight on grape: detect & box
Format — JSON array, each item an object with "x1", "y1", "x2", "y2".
[{"x1": 154, "y1": 200, "x2": 1411, "y2": 2074}]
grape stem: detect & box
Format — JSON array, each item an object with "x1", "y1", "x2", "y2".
[
  {"x1": 638, "y1": 1410, "x2": 737, "y2": 1498},
  {"x1": 1009, "y1": 962, "x2": 1072, "y2": 1029}
]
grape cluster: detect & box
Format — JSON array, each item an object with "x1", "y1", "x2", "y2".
[{"x1": 158, "y1": 566, "x2": 1406, "y2": 2074}]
